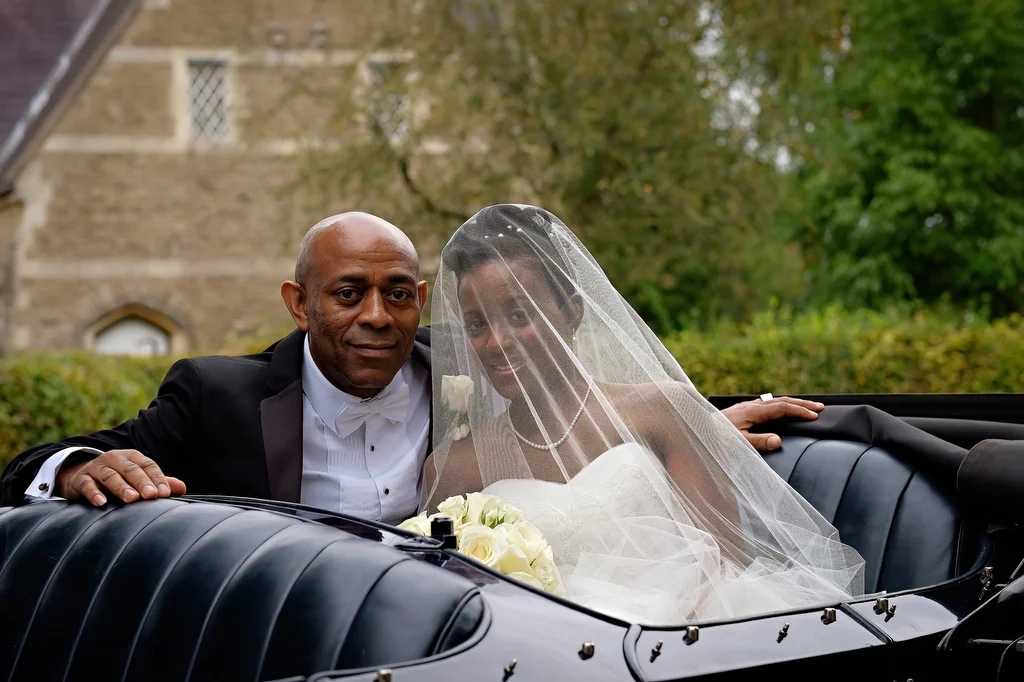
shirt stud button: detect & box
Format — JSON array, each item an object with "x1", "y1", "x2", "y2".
[
  {"x1": 384, "y1": 488, "x2": 390, "y2": 495},
  {"x1": 369, "y1": 445, "x2": 375, "y2": 452},
  {"x1": 38, "y1": 482, "x2": 49, "y2": 492}
]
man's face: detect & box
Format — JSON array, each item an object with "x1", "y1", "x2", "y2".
[{"x1": 298, "y1": 227, "x2": 427, "y2": 398}]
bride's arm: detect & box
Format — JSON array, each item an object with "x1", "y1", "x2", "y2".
[
  {"x1": 420, "y1": 438, "x2": 484, "y2": 512},
  {"x1": 629, "y1": 383, "x2": 748, "y2": 563}
]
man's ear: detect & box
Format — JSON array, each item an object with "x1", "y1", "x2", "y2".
[
  {"x1": 417, "y1": 280, "x2": 429, "y2": 308},
  {"x1": 281, "y1": 280, "x2": 310, "y2": 331}
]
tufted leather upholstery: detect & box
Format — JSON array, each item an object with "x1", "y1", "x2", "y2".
[
  {"x1": 0, "y1": 498, "x2": 485, "y2": 682},
  {"x1": 765, "y1": 437, "x2": 988, "y2": 594}
]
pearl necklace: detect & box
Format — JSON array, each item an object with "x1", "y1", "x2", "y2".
[{"x1": 508, "y1": 383, "x2": 593, "y2": 450}]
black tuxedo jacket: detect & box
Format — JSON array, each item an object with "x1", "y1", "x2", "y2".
[{"x1": 0, "y1": 328, "x2": 432, "y2": 507}]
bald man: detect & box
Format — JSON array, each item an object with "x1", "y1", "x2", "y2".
[{"x1": 0, "y1": 212, "x2": 434, "y2": 524}]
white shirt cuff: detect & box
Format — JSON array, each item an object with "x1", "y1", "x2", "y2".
[{"x1": 24, "y1": 446, "x2": 102, "y2": 501}]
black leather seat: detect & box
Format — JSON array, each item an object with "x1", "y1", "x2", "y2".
[
  {"x1": 765, "y1": 437, "x2": 989, "y2": 594},
  {"x1": 0, "y1": 498, "x2": 485, "y2": 682}
]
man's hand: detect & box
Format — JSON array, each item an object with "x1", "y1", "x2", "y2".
[
  {"x1": 56, "y1": 449, "x2": 187, "y2": 507},
  {"x1": 722, "y1": 396, "x2": 824, "y2": 452}
]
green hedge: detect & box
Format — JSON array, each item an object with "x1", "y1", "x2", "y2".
[
  {"x1": 663, "y1": 306, "x2": 1024, "y2": 395},
  {"x1": 0, "y1": 354, "x2": 175, "y2": 471},
  {"x1": 3, "y1": 307, "x2": 1023, "y2": 470}
]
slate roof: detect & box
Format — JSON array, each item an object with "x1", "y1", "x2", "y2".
[{"x1": 0, "y1": 0, "x2": 138, "y2": 194}]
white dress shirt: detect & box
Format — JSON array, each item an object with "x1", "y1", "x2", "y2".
[
  {"x1": 25, "y1": 336, "x2": 431, "y2": 526},
  {"x1": 299, "y1": 336, "x2": 430, "y2": 524}
]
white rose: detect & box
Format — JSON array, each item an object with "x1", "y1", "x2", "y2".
[
  {"x1": 458, "y1": 525, "x2": 507, "y2": 568},
  {"x1": 497, "y1": 539, "x2": 533, "y2": 575},
  {"x1": 441, "y1": 375, "x2": 474, "y2": 413},
  {"x1": 513, "y1": 520, "x2": 550, "y2": 562},
  {"x1": 397, "y1": 513, "x2": 430, "y2": 536},
  {"x1": 436, "y1": 495, "x2": 468, "y2": 525},
  {"x1": 484, "y1": 507, "x2": 509, "y2": 528},
  {"x1": 507, "y1": 571, "x2": 545, "y2": 590},
  {"x1": 495, "y1": 523, "x2": 528, "y2": 553},
  {"x1": 530, "y1": 551, "x2": 565, "y2": 594},
  {"x1": 500, "y1": 504, "x2": 523, "y2": 524},
  {"x1": 464, "y1": 492, "x2": 501, "y2": 525}
]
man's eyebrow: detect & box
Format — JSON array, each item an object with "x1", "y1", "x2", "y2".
[{"x1": 387, "y1": 274, "x2": 417, "y2": 286}]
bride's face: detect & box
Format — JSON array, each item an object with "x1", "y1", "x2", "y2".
[{"x1": 458, "y1": 259, "x2": 575, "y2": 399}]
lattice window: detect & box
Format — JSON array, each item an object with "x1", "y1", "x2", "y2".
[
  {"x1": 367, "y1": 61, "x2": 410, "y2": 144},
  {"x1": 187, "y1": 59, "x2": 230, "y2": 140}
]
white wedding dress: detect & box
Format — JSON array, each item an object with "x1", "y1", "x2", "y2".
[
  {"x1": 426, "y1": 203, "x2": 865, "y2": 625},
  {"x1": 483, "y1": 443, "x2": 853, "y2": 625}
]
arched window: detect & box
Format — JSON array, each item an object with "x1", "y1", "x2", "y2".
[
  {"x1": 94, "y1": 316, "x2": 171, "y2": 356},
  {"x1": 84, "y1": 304, "x2": 187, "y2": 356}
]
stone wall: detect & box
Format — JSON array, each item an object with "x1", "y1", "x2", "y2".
[{"x1": 4, "y1": 0, "x2": 414, "y2": 354}]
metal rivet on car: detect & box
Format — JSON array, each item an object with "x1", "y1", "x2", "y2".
[
  {"x1": 885, "y1": 604, "x2": 897, "y2": 621},
  {"x1": 821, "y1": 607, "x2": 837, "y2": 625},
  {"x1": 683, "y1": 625, "x2": 699, "y2": 644},
  {"x1": 777, "y1": 623, "x2": 790, "y2": 642},
  {"x1": 651, "y1": 639, "x2": 663, "y2": 659},
  {"x1": 873, "y1": 597, "x2": 889, "y2": 615},
  {"x1": 579, "y1": 642, "x2": 595, "y2": 659},
  {"x1": 376, "y1": 670, "x2": 391, "y2": 682},
  {"x1": 503, "y1": 659, "x2": 517, "y2": 678},
  {"x1": 979, "y1": 566, "x2": 994, "y2": 601}
]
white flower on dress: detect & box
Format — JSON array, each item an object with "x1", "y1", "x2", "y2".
[
  {"x1": 441, "y1": 375, "x2": 474, "y2": 413},
  {"x1": 441, "y1": 375, "x2": 474, "y2": 441}
]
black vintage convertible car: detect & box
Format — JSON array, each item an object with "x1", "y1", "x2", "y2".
[{"x1": 1, "y1": 395, "x2": 1023, "y2": 682}]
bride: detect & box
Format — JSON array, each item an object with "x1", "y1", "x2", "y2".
[{"x1": 420, "y1": 203, "x2": 865, "y2": 625}]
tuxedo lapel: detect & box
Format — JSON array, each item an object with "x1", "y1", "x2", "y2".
[
  {"x1": 257, "y1": 326, "x2": 432, "y2": 503},
  {"x1": 260, "y1": 329, "x2": 305, "y2": 503},
  {"x1": 412, "y1": 326, "x2": 433, "y2": 454}
]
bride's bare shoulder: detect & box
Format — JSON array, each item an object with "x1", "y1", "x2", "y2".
[{"x1": 599, "y1": 380, "x2": 705, "y2": 411}]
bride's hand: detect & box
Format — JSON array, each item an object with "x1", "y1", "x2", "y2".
[{"x1": 721, "y1": 396, "x2": 824, "y2": 451}]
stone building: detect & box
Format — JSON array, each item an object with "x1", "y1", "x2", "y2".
[{"x1": 0, "y1": 0, "x2": 419, "y2": 356}]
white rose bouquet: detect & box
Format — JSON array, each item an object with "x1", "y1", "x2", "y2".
[{"x1": 398, "y1": 492, "x2": 565, "y2": 595}]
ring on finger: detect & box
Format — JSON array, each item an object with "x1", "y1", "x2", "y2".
[{"x1": 759, "y1": 392, "x2": 774, "y2": 402}]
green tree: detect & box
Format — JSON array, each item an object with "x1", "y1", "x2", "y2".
[
  {"x1": 290, "y1": 0, "x2": 809, "y2": 333},
  {"x1": 790, "y1": 0, "x2": 1024, "y2": 313}
]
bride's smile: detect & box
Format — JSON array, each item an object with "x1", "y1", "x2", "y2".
[{"x1": 457, "y1": 259, "x2": 584, "y2": 406}]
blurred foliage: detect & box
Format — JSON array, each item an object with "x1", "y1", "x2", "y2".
[
  {"x1": 277, "y1": 0, "x2": 1023, "y2": 331},
  {"x1": 4, "y1": 309, "x2": 1022, "y2": 469},
  {"x1": 0, "y1": 353, "x2": 175, "y2": 471},
  {"x1": 287, "y1": 0, "x2": 822, "y2": 333},
  {"x1": 786, "y1": 0, "x2": 1024, "y2": 313},
  {"x1": 663, "y1": 305, "x2": 1024, "y2": 395}
]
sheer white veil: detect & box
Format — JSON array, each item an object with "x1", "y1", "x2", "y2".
[{"x1": 421, "y1": 204, "x2": 865, "y2": 623}]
